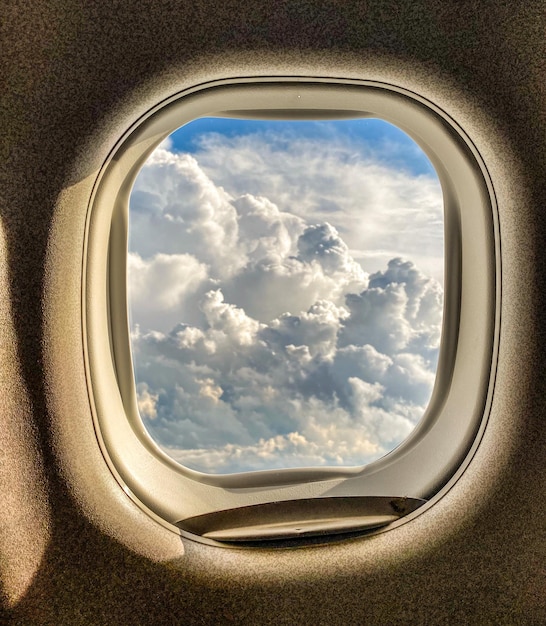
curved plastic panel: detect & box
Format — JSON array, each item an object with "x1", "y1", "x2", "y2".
[{"x1": 84, "y1": 78, "x2": 498, "y2": 539}]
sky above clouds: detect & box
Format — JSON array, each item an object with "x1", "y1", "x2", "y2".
[{"x1": 128, "y1": 118, "x2": 444, "y2": 474}]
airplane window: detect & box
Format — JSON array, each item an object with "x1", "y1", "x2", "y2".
[
  {"x1": 128, "y1": 118, "x2": 444, "y2": 475},
  {"x1": 86, "y1": 80, "x2": 496, "y2": 543}
]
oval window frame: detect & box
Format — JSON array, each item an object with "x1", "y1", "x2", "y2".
[{"x1": 84, "y1": 78, "x2": 499, "y2": 542}]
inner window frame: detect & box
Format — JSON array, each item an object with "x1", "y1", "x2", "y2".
[{"x1": 84, "y1": 78, "x2": 498, "y2": 540}]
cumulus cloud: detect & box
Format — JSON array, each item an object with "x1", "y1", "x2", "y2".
[
  {"x1": 221, "y1": 222, "x2": 367, "y2": 323},
  {"x1": 132, "y1": 256, "x2": 442, "y2": 473},
  {"x1": 191, "y1": 130, "x2": 444, "y2": 280},
  {"x1": 128, "y1": 128, "x2": 444, "y2": 474},
  {"x1": 128, "y1": 252, "x2": 210, "y2": 331},
  {"x1": 129, "y1": 149, "x2": 242, "y2": 278},
  {"x1": 136, "y1": 383, "x2": 158, "y2": 420}
]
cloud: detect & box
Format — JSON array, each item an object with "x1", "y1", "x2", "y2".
[
  {"x1": 221, "y1": 224, "x2": 367, "y2": 323},
  {"x1": 200, "y1": 289, "x2": 263, "y2": 347},
  {"x1": 129, "y1": 149, "x2": 242, "y2": 279},
  {"x1": 190, "y1": 130, "x2": 444, "y2": 280},
  {"x1": 261, "y1": 299, "x2": 349, "y2": 360},
  {"x1": 233, "y1": 193, "x2": 304, "y2": 263},
  {"x1": 136, "y1": 383, "x2": 158, "y2": 420},
  {"x1": 162, "y1": 423, "x2": 381, "y2": 474},
  {"x1": 132, "y1": 255, "x2": 441, "y2": 473},
  {"x1": 339, "y1": 258, "x2": 442, "y2": 355},
  {"x1": 128, "y1": 129, "x2": 444, "y2": 474},
  {"x1": 128, "y1": 252, "x2": 209, "y2": 331}
]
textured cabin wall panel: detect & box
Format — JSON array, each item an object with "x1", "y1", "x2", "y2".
[{"x1": 1, "y1": 1, "x2": 545, "y2": 623}]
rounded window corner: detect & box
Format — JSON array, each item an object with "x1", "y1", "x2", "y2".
[{"x1": 83, "y1": 77, "x2": 499, "y2": 546}]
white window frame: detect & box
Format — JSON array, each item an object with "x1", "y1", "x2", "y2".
[{"x1": 84, "y1": 78, "x2": 499, "y2": 544}]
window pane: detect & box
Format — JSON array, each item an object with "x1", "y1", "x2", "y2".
[{"x1": 128, "y1": 118, "x2": 444, "y2": 474}]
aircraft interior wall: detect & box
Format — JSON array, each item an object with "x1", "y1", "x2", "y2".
[{"x1": 1, "y1": 1, "x2": 545, "y2": 623}]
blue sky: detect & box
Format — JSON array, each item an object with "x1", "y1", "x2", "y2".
[
  {"x1": 128, "y1": 117, "x2": 444, "y2": 474},
  {"x1": 169, "y1": 117, "x2": 436, "y2": 177}
]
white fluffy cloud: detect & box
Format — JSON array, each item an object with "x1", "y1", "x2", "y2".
[
  {"x1": 128, "y1": 252, "x2": 209, "y2": 332},
  {"x1": 128, "y1": 129, "x2": 444, "y2": 474},
  {"x1": 192, "y1": 131, "x2": 444, "y2": 280},
  {"x1": 130, "y1": 150, "x2": 241, "y2": 278}
]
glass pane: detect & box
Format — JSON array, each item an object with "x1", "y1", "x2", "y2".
[{"x1": 128, "y1": 117, "x2": 444, "y2": 474}]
